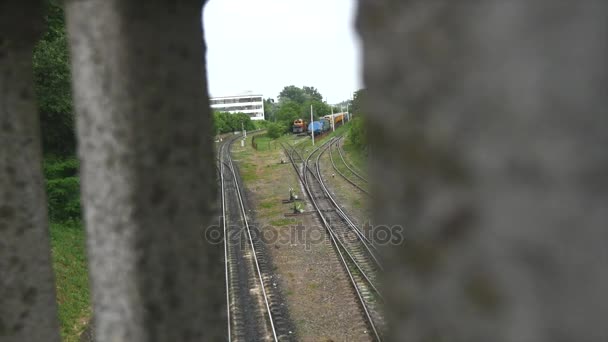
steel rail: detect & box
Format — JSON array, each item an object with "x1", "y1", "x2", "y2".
[
  {"x1": 316, "y1": 141, "x2": 382, "y2": 268},
  {"x1": 291, "y1": 141, "x2": 379, "y2": 257},
  {"x1": 336, "y1": 136, "x2": 368, "y2": 183},
  {"x1": 301, "y1": 143, "x2": 382, "y2": 341},
  {"x1": 328, "y1": 138, "x2": 369, "y2": 195},
  {"x1": 292, "y1": 142, "x2": 382, "y2": 280},
  {"x1": 219, "y1": 141, "x2": 231, "y2": 342},
  {"x1": 224, "y1": 137, "x2": 279, "y2": 342},
  {"x1": 281, "y1": 142, "x2": 382, "y2": 341}
]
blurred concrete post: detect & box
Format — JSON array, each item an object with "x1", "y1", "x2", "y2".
[
  {"x1": 65, "y1": 1, "x2": 224, "y2": 341},
  {"x1": 0, "y1": 2, "x2": 62, "y2": 341},
  {"x1": 356, "y1": 1, "x2": 608, "y2": 341}
]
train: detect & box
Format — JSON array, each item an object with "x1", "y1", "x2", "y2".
[
  {"x1": 307, "y1": 119, "x2": 331, "y2": 136},
  {"x1": 307, "y1": 113, "x2": 349, "y2": 136},
  {"x1": 292, "y1": 119, "x2": 307, "y2": 133},
  {"x1": 322, "y1": 113, "x2": 345, "y2": 128}
]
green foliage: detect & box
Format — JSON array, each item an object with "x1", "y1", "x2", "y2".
[
  {"x1": 34, "y1": 0, "x2": 76, "y2": 156},
  {"x1": 275, "y1": 100, "x2": 302, "y2": 130},
  {"x1": 348, "y1": 116, "x2": 367, "y2": 150},
  {"x1": 274, "y1": 87, "x2": 331, "y2": 133},
  {"x1": 44, "y1": 157, "x2": 81, "y2": 222},
  {"x1": 278, "y1": 85, "x2": 308, "y2": 104},
  {"x1": 50, "y1": 221, "x2": 90, "y2": 342},
  {"x1": 251, "y1": 134, "x2": 279, "y2": 151},
  {"x1": 44, "y1": 157, "x2": 78, "y2": 179},
  {"x1": 213, "y1": 112, "x2": 255, "y2": 135},
  {"x1": 253, "y1": 120, "x2": 270, "y2": 130},
  {"x1": 347, "y1": 89, "x2": 368, "y2": 149},
  {"x1": 278, "y1": 85, "x2": 323, "y2": 105},
  {"x1": 351, "y1": 89, "x2": 367, "y2": 118},
  {"x1": 266, "y1": 122, "x2": 283, "y2": 139},
  {"x1": 37, "y1": 6, "x2": 89, "y2": 337},
  {"x1": 302, "y1": 86, "x2": 323, "y2": 102},
  {"x1": 47, "y1": 177, "x2": 81, "y2": 222},
  {"x1": 302, "y1": 100, "x2": 330, "y2": 119},
  {"x1": 264, "y1": 98, "x2": 277, "y2": 122}
]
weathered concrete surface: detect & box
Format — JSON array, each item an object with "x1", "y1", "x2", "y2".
[
  {"x1": 0, "y1": 1, "x2": 62, "y2": 341},
  {"x1": 356, "y1": 1, "x2": 608, "y2": 341},
  {"x1": 65, "y1": 1, "x2": 223, "y2": 341}
]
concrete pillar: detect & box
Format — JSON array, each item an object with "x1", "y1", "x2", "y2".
[
  {"x1": 64, "y1": 1, "x2": 223, "y2": 341},
  {"x1": 356, "y1": 1, "x2": 608, "y2": 341},
  {"x1": 0, "y1": 1, "x2": 61, "y2": 341}
]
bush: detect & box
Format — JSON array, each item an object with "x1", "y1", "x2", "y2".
[
  {"x1": 253, "y1": 120, "x2": 270, "y2": 130},
  {"x1": 348, "y1": 117, "x2": 366, "y2": 149},
  {"x1": 213, "y1": 112, "x2": 255, "y2": 135},
  {"x1": 47, "y1": 177, "x2": 81, "y2": 222},
  {"x1": 44, "y1": 157, "x2": 81, "y2": 222},
  {"x1": 266, "y1": 122, "x2": 283, "y2": 139},
  {"x1": 44, "y1": 157, "x2": 78, "y2": 179}
]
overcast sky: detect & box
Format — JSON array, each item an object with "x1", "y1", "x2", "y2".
[{"x1": 202, "y1": 0, "x2": 362, "y2": 104}]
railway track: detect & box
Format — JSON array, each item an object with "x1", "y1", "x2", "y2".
[
  {"x1": 336, "y1": 136, "x2": 368, "y2": 183},
  {"x1": 328, "y1": 137, "x2": 369, "y2": 195},
  {"x1": 219, "y1": 134, "x2": 293, "y2": 341},
  {"x1": 281, "y1": 140, "x2": 385, "y2": 341}
]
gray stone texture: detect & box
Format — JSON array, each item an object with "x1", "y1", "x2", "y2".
[
  {"x1": 356, "y1": 1, "x2": 608, "y2": 341},
  {"x1": 0, "y1": 1, "x2": 62, "y2": 341},
  {"x1": 64, "y1": 1, "x2": 223, "y2": 341}
]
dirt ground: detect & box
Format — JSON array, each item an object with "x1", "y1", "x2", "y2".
[{"x1": 231, "y1": 134, "x2": 372, "y2": 341}]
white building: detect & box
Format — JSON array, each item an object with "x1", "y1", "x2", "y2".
[{"x1": 210, "y1": 92, "x2": 265, "y2": 120}]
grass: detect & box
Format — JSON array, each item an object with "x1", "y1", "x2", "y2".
[
  {"x1": 239, "y1": 165, "x2": 257, "y2": 182},
  {"x1": 252, "y1": 134, "x2": 281, "y2": 151},
  {"x1": 44, "y1": 157, "x2": 91, "y2": 342},
  {"x1": 270, "y1": 218, "x2": 294, "y2": 227},
  {"x1": 260, "y1": 200, "x2": 278, "y2": 209},
  {"x1": 50, "y1": 220, "x2": 91, "y2": 342},
  {"x1": 341, "y1": 141, "x2": 367, "y2": 175}
]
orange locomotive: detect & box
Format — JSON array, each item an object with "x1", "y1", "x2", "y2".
[{"x1": 292, "y1": 118, "x2": 307, "y2": 133}]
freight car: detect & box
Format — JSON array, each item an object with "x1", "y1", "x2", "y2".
[
  {"x1": 292, "y1": 118, "x2": 307, "y2": 133},
  {"x1": 308, "y1": 118, "x2": 331, "y2": 136},
  {"x1": 322, "y1": 113, "x2": 345, "y2": 129}
]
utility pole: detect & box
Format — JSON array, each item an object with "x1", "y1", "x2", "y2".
[
  {"x1": 346, "y1": 103, "x2": 349, "y2": 122},
  {"x1": 331, "y1": 106, "x2": 335, "y2": 132},
  {"x1": 310, "y1": 104, "x2": 314, "y2": 146}
]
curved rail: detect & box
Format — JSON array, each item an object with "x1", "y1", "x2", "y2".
[
  {"x1": 336, "y1": 136, "x2": 368, "y2": 183},
  {"x1": 316, "y1": 141, "x2": 381, "y2": 266},
  {"x1": 281, "y1": 141, "x2": 383, "y2": 341},
  {"x1": 328, "y1": 138, "x2": 369, "y2": 195},
  {"x1": 291, "y1": 141, "x2": 379, "y2": 257},
  {"x1": 302, "y1": 142, "x2": 382, "y2": 341}
]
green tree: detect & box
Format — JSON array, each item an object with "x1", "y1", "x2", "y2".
[
  {"x1": 302, "y1": 100, "x2": 330, "y2": 119},
  {"x1": 275, "y1": 85, "x2": 334, "y2": 131},
  {"x1": 351, "y1": 89, "x2": 367, "y2": 118},
  {"x1": 302, "y1": 86, "x2": 323, "y2": 102},
  {"x1": 34, "y1": 0, "x2": 75, "y2": 156},
  {"x1": 348, "y1": 89, "x2": 368, "y2": 149},
  {"x1": 266, "y1": 122, "x2": 283, "y2": 139},
  {"x1": 278, "y1": 85, "x2": 325, "y2": 105},
  {"x1": 264, "y1": 98, "x2": 277, "y2": 121},
  {"x1": 348, "y1": 116, "x2": 366, "y2": 149},
  {"x1": 278, "y1": 85, "x2": 307, "y2": 104},
  {"x1": 276, "y1": 100, "x2": 301, "y2": 121},
  {"x1": 212, "y1": 112, "x2": 255, "y2": 134}
]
